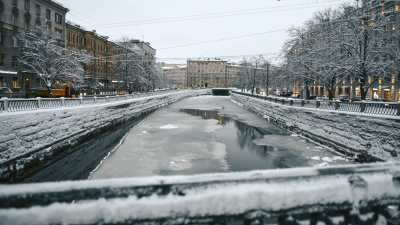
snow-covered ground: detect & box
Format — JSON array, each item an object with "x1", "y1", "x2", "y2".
[{"x1": 230, "y1": 93, "x2": 400, "y2": 162}]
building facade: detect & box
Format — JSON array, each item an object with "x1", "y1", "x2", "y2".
[
  {"x1": 0, "y1": 0, "x2": 68, "y2": 97},
  {"x1": 66, "y1": 21, "x2": 120, "y2": 95},
  {"x1": 161, "y1": 64, "x2": 186, "y2": 88},
  {"x1": 187, "y1": 58, "x2": 235, "y2": 88}
]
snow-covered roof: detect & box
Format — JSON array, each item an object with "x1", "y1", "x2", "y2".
[
  {"x1": 162, "y1": 67, "x2": 174, "y2": 70},
  {"x1": 178, "y1": 65, "x2": 187, "y2": 69},
  {"x1": 188, "y1": 58, "x2": 226, "y2": 62}
]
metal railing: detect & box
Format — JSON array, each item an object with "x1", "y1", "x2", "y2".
[
  {"x1": 233, "y1": 91, "x2": 400, "y2": 116},
  {"x1": 0, "y1": 90, "x2": 184, "y2": 113},
  {"x1": 0, "y1": 162, "x2": 399, "y2": 224}
]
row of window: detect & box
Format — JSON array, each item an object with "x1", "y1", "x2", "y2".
[
  {"x1": 4, "y1": 1, "x2": 62, "y2": 26},
  {"x1": 67, "y1": 33, "x2": 110, "y2": 53},
  {"x1": 0, "y1": 54, "x2": 19, "y2": 68}
]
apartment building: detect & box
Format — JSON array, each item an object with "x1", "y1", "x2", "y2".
[
  {"x1": 162, "y1": 64, "x2": 186, "y2": 88},
  {"x1": 66, "y1": 21, "x2": 119, "y2": 94},
  {"x1": 187, "y1": 58, "x2": 232, "y2": 88},
  {"x1": 0, "y1": 0, "x2": 68, "y2": 97}
]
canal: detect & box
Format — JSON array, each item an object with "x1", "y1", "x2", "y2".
[{"x1": 89, "y1": 96, "x2": 354, "y2": 180}]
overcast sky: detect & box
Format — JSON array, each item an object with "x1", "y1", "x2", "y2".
[{"x1": 57, "y1": 0, "x2": 355, "y2": 64}]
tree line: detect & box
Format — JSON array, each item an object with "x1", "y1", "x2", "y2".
[{"x1": 17, "y1": 21, "x2": 164, "y2": 97}]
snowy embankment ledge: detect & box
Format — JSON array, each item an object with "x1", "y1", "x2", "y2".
[
  {"x1": 230, "y1": 92, "x2": 400, "y2": 162},
  {"x1": 0, "y1": 162, "x2": 399, "y2": 224},
  {"x1": 0, "y1": 90, "x2": 209, "y2": 183}
]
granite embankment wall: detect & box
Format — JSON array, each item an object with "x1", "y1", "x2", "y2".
[
  {"x1": 230, "y1": 93, "x2": 400, "y2": 162},
  {"x1": 0, "y1": 90, "x2": 209, "y2": 183}
]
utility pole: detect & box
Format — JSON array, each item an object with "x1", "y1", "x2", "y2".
[
  {"x1": 93, "y1": 30, "x2": 97, "y2": 96},
  {"x1": 266, "y1": 62, "x2": 269, "y2": 96}
]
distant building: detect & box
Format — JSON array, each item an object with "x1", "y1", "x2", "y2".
[
  {"x1": 187, "y1": 58, "x2": 233, "y2": 88},
  {"x1": 0, "y1": 0, "x2": 69, "y2": 97},
  {"x1": 161, "y1": 64, "x2": 186, "y2": 88}
]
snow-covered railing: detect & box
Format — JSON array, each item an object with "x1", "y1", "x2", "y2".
[
  {"x1": 0, "y1": 162, "x2": 399, "y2": 224},
  {"x1": 233, "y1": 91, "x2": 400, "y2": 116},
  {"x1": 0, "y1": 90, "x2": 182, "y2": 113}
]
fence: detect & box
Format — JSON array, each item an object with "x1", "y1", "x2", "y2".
[
  {"x1": 0, "y1": 162, "x2": 399, "y2": 224},
  {"x1": 0, "y1": 90, "x2": 182, "y2": 113},
  {"x1": 233, "y1": 91, "x2": 400, "y2": 116}
]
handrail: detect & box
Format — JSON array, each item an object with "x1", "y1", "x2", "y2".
[
  {"x1": 0, "y1": 162, "x2": 399, "y2": 224},
  {"x1": 0, "y1": 90, "x2": 190, "y2": 113},
  {"x1": 232, "y1": 91, "x2": 400, "y2": 116}
]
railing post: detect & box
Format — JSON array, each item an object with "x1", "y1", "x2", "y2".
[
  {"x1": 301, "y1": 100, "x2": 305, "y2": 107},
  {"x1": 397, "y1": 101, "x2": 400, "y2": 116},
  {"x1": 94, "y1": 96, "x2": 97, "y2": 104},
  {"x1": 275, "y1": 98, "x2": 278, "y2": 103},
  {"x1": 335, "y1": 101, "x2": 339, "y2": 110},
  {"x1": 106, "y1": 96, "x2": 109, "y2": 103},
  {"x1": 125, "y1": 94, "x2": 127, "y2": 100},
  {"x1": 36, "y1": 97, "x2": 42, "y2": 109},
  {"x1": 281, "y1": 99, "x2": 284, "y2": 105},
  {"x1": 290, "y1": 99, "x2": 293, "y2": 106},
  {"x1": 61, "y1": 97, "x2": 65, "y2": 107},
  {"x1": 360, "y1": 101, "x2": 365, "y2": 113},
  {"x1": 316, "y1": 100, "x2": 320, "y2": 109},
  {"x1": 79, "y1": 97, "x2": 83, "y2": 105},
  {"x1": 1, "y1": 97, "x2": 8, "y2": 112}
]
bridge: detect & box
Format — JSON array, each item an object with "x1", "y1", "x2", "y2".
[{"x1": 0, "y1": 162, "x2": 399, "y2": 224}]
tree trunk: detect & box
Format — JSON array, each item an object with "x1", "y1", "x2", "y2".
[
  {"x1": 47, "y1": 86, "x2": 52, "y2": 98},
  {"x1": 328, "y1": 90, "x2": 334, "y2": 100}
]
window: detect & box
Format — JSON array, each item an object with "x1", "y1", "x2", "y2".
[
  {"x1": 105, "y1": 45, "x2": 108, "y2": 53},
  {"x1": 76, "y1": 35, "x2": 79, "y2": 44},
  {"x1": 55, "y1": 13, "x2": 62, "y2": 24},
  {"x1": 67, "y1": 33, "x2": 70, "y2": 42},
  {"x1": 0, "y1": 10, "x2": 3, "y2": 22},
  {"x1": 36, "y1": 5, "x2": 40, "y2": 15},
  {"x1": 55, "y1": 28, "x2": 62, "y2": 36},
  {"x1": 25, "y1": 0, "x2": 30, "y2": 11},
  {"x1": 12, "y1": 36, "x2": 18, "y2": 47},
  {"x1": 12, "y1": 56, "x2": 18, "y2": 68},
  {"x1": 0, "y1": 32, "x2": 2, "y2": 44},
  {"x1": 13, "y1": 77, "x2": 18, "y2": 87},
  {"x1": 12, "y1": 15, "x2": 17, "y2": 26},
  {"x1": 24, "y1": 19, "x2": 29, "y2": 30},
  {"x1": 83, "y1": 38, "x2": 86, "y2": 46},
  {"x1": 36, "y1": 78, "x2": 40, "y2": 87},
  {"x1": 0, "y1": 54, "x2": 3, "y2": 66},
  {"x1": 46, "y1": 9, "x2": 50, "y2": 20},
  {"x1": 72, "y1": 34, "x2": 75, "y2": 44},
  {"x1": 12, "y1": 0, "x2": 17, "y2": 6}
]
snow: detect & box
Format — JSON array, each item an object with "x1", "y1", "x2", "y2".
[
  {"x1": 0, "y1": 163, "x2": 399, "y2": 224},
  {"x1": 160, "y1": 124, "x2": 179, "y2": 129},
  {"x1": 322, "y1": 157, "x2": 333, "y2": 162},
  {"x1": 230, "y1": 93, "x2": 400, "y2": 162},
  {"x1": 311, "y1": 156, "x2": 320, "y2": 160},
  {"x1": 0, "y1": 90, "x2": 210, "y2": 182},
  {"x1": 314, "y1": 162, "x2": 329, "y2": 167},
  {"x1": 141, "y1": 131, "x2": 148, "y2": 133}
]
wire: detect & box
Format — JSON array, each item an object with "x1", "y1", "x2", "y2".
[
  {"x1": 92, "y1": 0, "x2": 341, "y2": 28},
  {"x1": 157, "y1": 29, "x2": 287, "y2": 50},
  {"x1": 94, "y1": 3, "x2": 342, "y2": 29}
]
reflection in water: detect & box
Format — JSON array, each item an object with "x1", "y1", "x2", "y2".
[{"x1": 180, "y1": 108, "x2": 289, "y2": 171}]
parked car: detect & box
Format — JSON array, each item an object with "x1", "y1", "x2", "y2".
[
  {"x1": 291, "y1": 94, "x2": 300, "y2": 98},
  {"x1": 371, "y1": 98, "x2": 390, "y2": 102},
  {"x1": 335, "y1": 94, "x2": 350, "y2": 102},
  {"x1": 350, "y1": 96, "x2": 371, "y2": 102},
  {"x1": 279, "y1": 91, "x2": 292, "y2": 97},
  {"x1": 309, "y1": 95, "x2": 317, "y2": 100},
  {"x1": 317, "y1": 95, "x2": 329, "y2": 100}
]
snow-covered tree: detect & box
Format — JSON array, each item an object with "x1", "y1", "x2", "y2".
[
  {"x1": 281, "y1": 4, "x2": 400, "y2": 100},
  {"x1": 17, "y1": 20, "x2": 91, "y2": 97},
  {"x1": 145, "y1": 58, "x2": 163, "y2": 91},
  {"x1": 111, "y1": 37, "x2": 146, "y2": 93}
]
